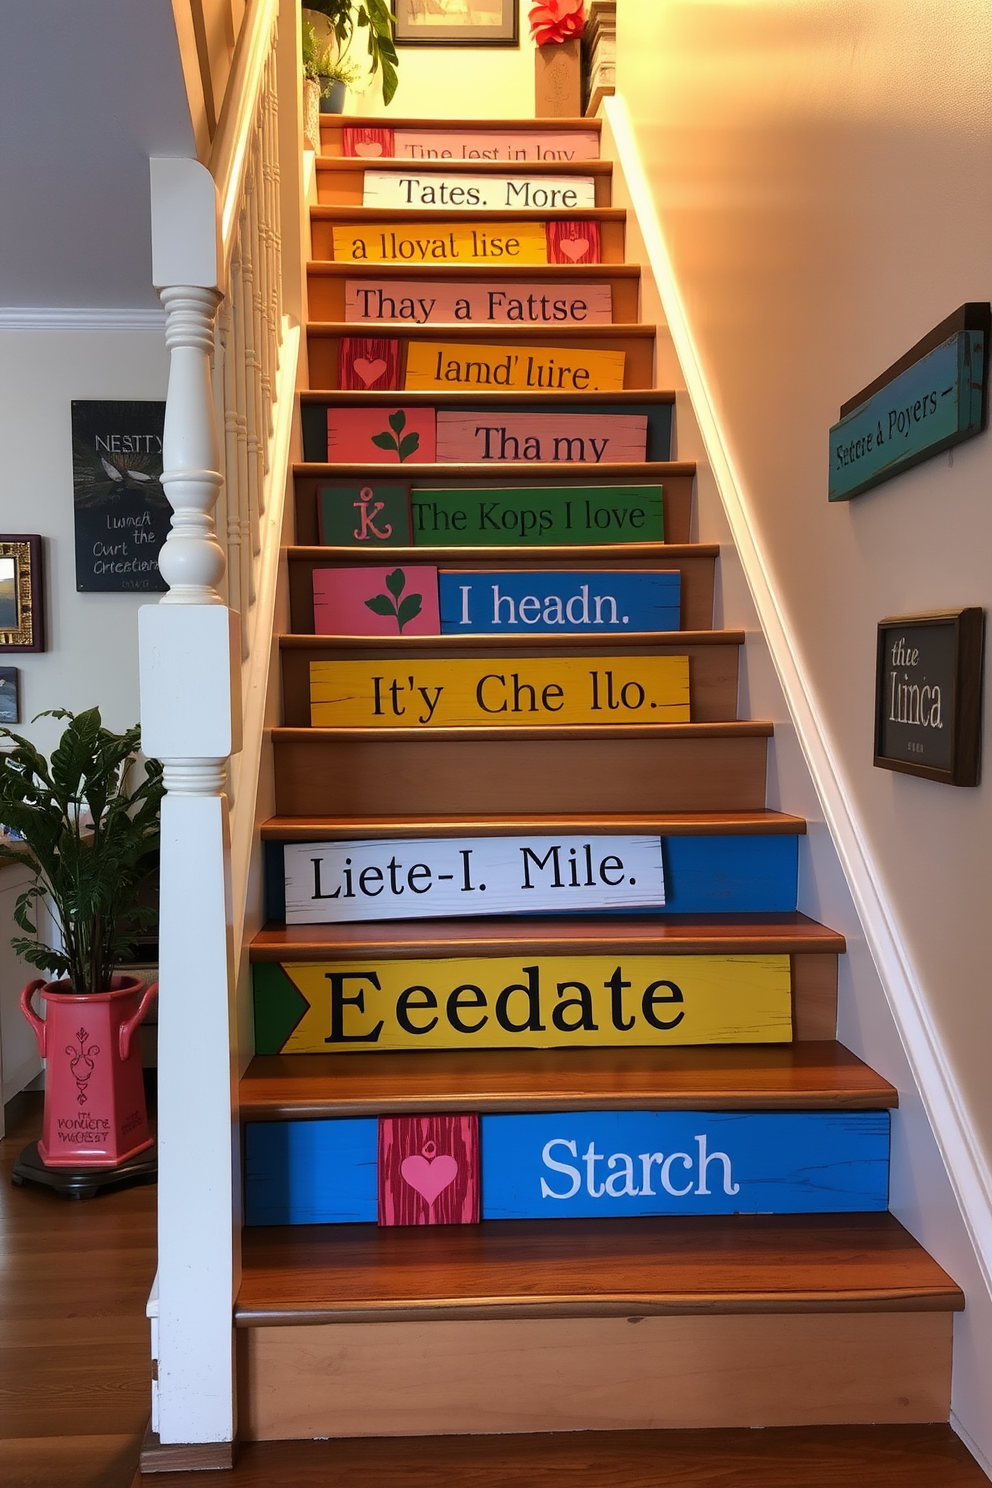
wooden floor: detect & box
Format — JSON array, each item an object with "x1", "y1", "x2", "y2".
[
  {"x1": 0, "y1": 1093, "x2": 156, "y2": 1488},
  {"x1": 1, "y1": 1093, "x2": 987, "y2": 1486}
]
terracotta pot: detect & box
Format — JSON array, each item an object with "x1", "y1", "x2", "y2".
[{"x1": 20, "y1": 975, "x2": 157, "y2": 1168}]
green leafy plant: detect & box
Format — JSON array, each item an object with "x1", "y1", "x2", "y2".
[
  {"x1": 364, "y1": 568, "x2": 423, "y2": 631},
  {"x1": 0, "y1": 709, "x2": 163, "y2": 995},
  {"x1": 303, "y1": 1, "x2": 399, "y2": 106},
  {"x1": 371, "y1": 409, "x2": 420, "y2": 461},
  {"x1": 302, "y1": 20, "x2": 361, "y2": 91}
]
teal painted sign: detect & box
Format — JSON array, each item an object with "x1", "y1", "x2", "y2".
[{"x1": 828, "y1": 305, "x2": 990, "y2": 502}]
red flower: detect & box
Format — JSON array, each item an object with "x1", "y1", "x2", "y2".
[{"x1": 529, "y1": 0, "x2": 585, "y2": 46}]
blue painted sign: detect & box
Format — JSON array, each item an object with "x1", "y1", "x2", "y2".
[
  {"x1": 243, "y1": 1109, "x2": 889, "y2": 1226},
  {"x1": 439, "y1": 570, "x2": 681, "y2": 634},
  {"x1": 828, "y1": 305, "x2": 990, "y2": 501}
]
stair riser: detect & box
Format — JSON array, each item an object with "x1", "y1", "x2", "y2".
[
  {"x1": 311, "y1": 216, "x2": 627, "y2": 264},
  {"x1": 272, "y1": 734, "x2": 769, "y2": 816},
  {"x1": 280, "y1": 642, "x2": 739, "y2": 728},
  {"x1": 307, "y1": 268, "x2": 641, "y2": 324},
  {"x1": 315, "y1": 169, "x2": 614, "y2": 210},
  {"x1": 238, "y1": 1311, "x2": 951, "y2": 1439}
]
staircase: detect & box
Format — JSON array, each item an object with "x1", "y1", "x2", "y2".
[{"x1": 235, "y1": 114, "x2": 963, "y2": 1447}]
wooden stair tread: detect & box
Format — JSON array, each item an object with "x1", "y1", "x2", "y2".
[
  {"x1": 273, "y1": 723, "x2": 773, "y2": 745},
  {"x1": 309, "y1": 260, "x2": 641, "y2": 278},
  {"x1": 308, "y1": 320, "x2": 655, "y2": 338},
  {"x1": 299, "y1": 388, "x2": 678, "y2": 406},
  {"x1": 316, "y1": 158, "x2": 614, "y2": 177},
  {"x1": 249, "y1": 911, "x2": 846, "y2": 961},
  {"x1": 260, "y1": 809, "x2": 808, "y2": 840},
  {"x1": 170, "y1": 1426, "x2": 990, "y2": 1487},
  {"x1": 240, "y1": 1042, "x2": 896, "y2": 1119},
  {"x1": 234, "y1": 1213, "x2": 962, "y2": 1324},
  {"x1": 289, "y1": 541, "x2": 713, "y2": 562},
  {"x1": 319, "y1": 114, "x2": 602, "y2": 132},
  {"x1": 311, "y1": 205, "x2": 627, "y2": 223},
  {"x1": 280, "y1": 629, "x2": 744, "y2": 651}
]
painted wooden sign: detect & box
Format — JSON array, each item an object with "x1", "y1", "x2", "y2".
[
  {"x1": 379, "y1": 1115, "x2": 480, "y2": 1226},
  {"x1": 362, "y1": 171, "x2": 596, "y2": 211},
  {"x1": 318, "y1": 482, "x2": 414, "y2": 546},
  {"x1": 829, "y1": 303, "x2": 990, "y2": 501},
  {"x1": 435, "y1": 412, "x2": 648, "y2": 464},
  {"x1": 265, "y1": 833, "x2": 798, "y2": 923},
  {"x1": 344, "y1": 280, "x2": 614, "y2": 327},
  {"x1": 874, "y1": 608, "x2": 984, "y2": 785},
  {"x1": 251, "y1": 953, "x2": 794, "y2": 1055},
  {"x1": 309, "y1": 655, "x2": 690, "y2": 728},
  {"x1": 338, "y1": 336, "x2": 402, "y2": 390},
  {"x1": 313, "y1": 565, "x2": 439, "y2": 635},
  {"x1": 343, "y1": 126, "x2": 601, "y2": 162},
  {"x1": 405, "y1": 341, "x2": 625, "y2": 394},
  {"x1": 411, "y1": 486, "x2": 664, "y2": 546},
  {"x1": 326, "y1": 408, "x2": 436, "y2": 464},
  {"x1": 70, "y1": 400, "x2": 170, "y2": 592},
  {"x1": 284, "y1": 835, "x2": 667, "y2": 925},
  {"x1": 332, "y1": 222, "x2": 550, "y2": 265},
  {"x1": 243, "y1": 1110, "x2": 889, "y2": 1225},
  {"x1": 439, "y1": 570, "x2": 680, "y2": 633}
]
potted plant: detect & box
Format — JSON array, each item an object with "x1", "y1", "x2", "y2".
[
  {"x1": 0, "y1": 708, "x2": 163, "y2": 1191},
  {"x1": 303, "y1": 19, "x2": 363, "y2": 120},
  {"x1": 303, "y1": 0, "x2": 399, "y2": 107}
]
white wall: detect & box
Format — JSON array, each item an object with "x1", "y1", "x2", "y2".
[
  {"x1": 612, "y1": 0, "x2": 992, "y2": 1470},
  {"x1": 0, "y1": 325, "x2": 168, "y2": 755},
  {"x1": 345, "y1": 38, "x2": 536, "y2": 119}
]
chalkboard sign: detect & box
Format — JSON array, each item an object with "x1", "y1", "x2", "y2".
[
  {"x1": 71, "y1": 400, "x2": 170, "y2": 592},
  {"x1": 874, "y1": 608, "x2": 984, "y2": 785}
]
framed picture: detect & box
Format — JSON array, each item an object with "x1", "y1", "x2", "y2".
[
  {"x1": 394, "y1": 0, "x2": 518, "y2": 46},
  {"x1": 0, "y1": 669, "x2": 19, "y2": 725},
  {"x1": 874, "y1": 608, "x2": 985, "y2": 786},
  {"x1": 0, "y1": 536, "x2": 45, "y2": 653}
]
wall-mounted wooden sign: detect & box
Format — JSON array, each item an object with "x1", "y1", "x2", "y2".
[
  {"x1": 284, "y1": 834, "x2": 667, "y2": 924},
  {"x1": 362, "y1": 171, "x2": 596, "y2": 211},
  {"x1": 874, "y1": 608, "x2": 984, "y2": 785},
  {"x1": 320, "y1": 406, "x2": 664, "y2": 465},
  {"x1": 70, "y1": 400, "x2": 169, "y2": 592},
  {"x1": 318, "y1": 482, "x2": 414, "y2": 545},
  {"x1": 405, "y1": 341, "x2": 625, "y2": 393},
  {"x1": 264, "y1": 833, "x2": 799, "y2": 924},
  {"x1": 251, "y1": 953, "x2": 793, "y2": 1054},
  {"x1": 343, "y1": 126, "x2": 601, "y2": 163},
  {"x1": 439, "y1": 570, "x2": 680, "y2": 633},
  {"x1": 344, "y1": 280, "x2": 613, "y2": 326},
  {"x1": 829, "y1": 304, "x2": 991, "y2": 501},
  {"x1": 244, "y1": 1109, "x2": 888, "y2": 1227},
  {"x1": 411, "y1": 486, "x2": 663, "y2": 545},
  {"x1": 332, "y1": 222, "x2": 550, "y2": 265},
  {"x1": 379, "y1": 1114, "x2": 480, "y2": 1227},
  {"x1": 309, "y1": 654, "x2": 690, "y2": 728},
  {"x1": 313, "y1": 565, "x2": 439, "y2": 634}
]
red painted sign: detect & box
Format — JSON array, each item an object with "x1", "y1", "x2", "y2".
[{"x1": 378, "y1": 1114, "x2": 480, "y2": 1226}]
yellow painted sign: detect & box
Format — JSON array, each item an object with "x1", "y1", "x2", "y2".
[
  {"x1": 309, "y1": 655, "x2": 691, "y2": 728},
  {"x1": 332, "y1": 222, "x2": 549, "y2": 265},
  {"x1": 405, "y1": 341, "x2": 626, "y2": 394},
  {"x1": 263, "y1": 955, "x2": 793, "y2": 1052}
]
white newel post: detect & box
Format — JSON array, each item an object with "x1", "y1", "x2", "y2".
[{"x1": 140, "y1": 158, "x2": 243, "y2": 1445}]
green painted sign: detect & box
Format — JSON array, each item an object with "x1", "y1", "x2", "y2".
[
  {"x1": 410, "y1": 485, "x2": 664, "y2": 546},
  {"x1": 319, "y1": 483, "x2": 413, "y2": 546},
  {"x1": 829, "y1": 305, "x2": 990, "y2": 502}
]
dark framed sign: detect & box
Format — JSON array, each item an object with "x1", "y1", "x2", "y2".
[
  {"x1": 71, "y1": 400, "x2": 169, "y2": 593},
  {"x1": 829, "y1": 303, "x2": 991, "y2": 502},
  {"x1": 0, "y1": 668, "x2": 19, "y2": 724},
  {"x1": 874, "y1": 608, "x2": 984, "y2": 785},
  {"x1": 394, "y1": 0, "x2": 518, "y2": 46},
  {"x1": 0, "y1": 536, "x2": 45, "y2": 652}
]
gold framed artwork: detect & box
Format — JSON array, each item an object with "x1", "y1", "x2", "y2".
[
  {"x1": 394, "y1": 0, "x2": 518, "y2": 46},
  {"x1": 0, "y1": 536, "x2": 45, "y2": 653}
]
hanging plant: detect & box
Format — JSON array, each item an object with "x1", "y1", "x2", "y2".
[{"x1": 529, "y1": 0, "x2": 585, "y2": 46}]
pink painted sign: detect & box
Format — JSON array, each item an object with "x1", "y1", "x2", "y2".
[
  {"x1": 378, "y1": 1114, "x2": 480, "y2": 1226},
  {"x1": 394, "y1": 129, "x2": 600, "y2": 163},
  {"x1": 344, "y1": 279, "x2": 613, "y2": 326},
  {"x1": 312, "y1": 565, "x2": 440, "y2": 636},
  {"x1": 338, "y1": 336, "x2": 401, "y2": 390},
  {"x1": 326, "y1": 407, "x2": 437, "y2": 463},
  {"x1": 547, "y1": 220, "x2": 602, "y2": 266},
  {"x1": 435, "y1": 412, "x2": 648, "y2": 464}
]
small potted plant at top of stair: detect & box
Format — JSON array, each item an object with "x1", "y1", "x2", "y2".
[
  {"x1": 0, "y1": 708, "x2": 163, "y2": 1199},
  {"x1": 531, "y1": 0, "x2": 586, "y2": 117},
  {"x1": 303, "y1": 1, "x2": 399, "y2": 107}
]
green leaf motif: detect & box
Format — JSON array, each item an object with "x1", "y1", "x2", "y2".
[
  {"x1": 396, "y1": 593, "x2": 423, "y2": 632},
  {"x1": 370, "y1": 431, "x2": 398, "y2": 453},
  {"x1": 385, "y1": 568, "x2": 406, "y2": 599},
  {"x1": 397, "y1": 432, "x2": 420, "y2": 462},
  {"x1": 364, "y1": 594, "x2": 397, "y2": 618},
  {"x1": 388, "y1": 410, "x2": 407, "y2": 434}
]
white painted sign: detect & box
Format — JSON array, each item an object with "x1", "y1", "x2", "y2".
[
  {"x1": 284, "y1": 835, "x2": 666, "y2": 925},
  {"x1": 362, "y1": 172, "x2": 596, "y2": 212},
  {"x1": 344, "y1": 280, "x2": 613, "y2": 326}
]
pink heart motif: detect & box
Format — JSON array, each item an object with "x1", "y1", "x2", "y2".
[
  {"x1": 400, "y1": 1152, "x2": 459, "y2": 1205},
  {"x1": 354, "y1": 357, "x2": 388, "y2": 386},
  {"x1": 558, "y1": 237, "x2": 590, "y2": 262},
  {"x1": 355, "y1": 142, "x2": 383, "y2": 157}
]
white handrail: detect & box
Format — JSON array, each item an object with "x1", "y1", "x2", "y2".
[{"x1": 210, "y1": 0, "x2": 281, "y2": 287}]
